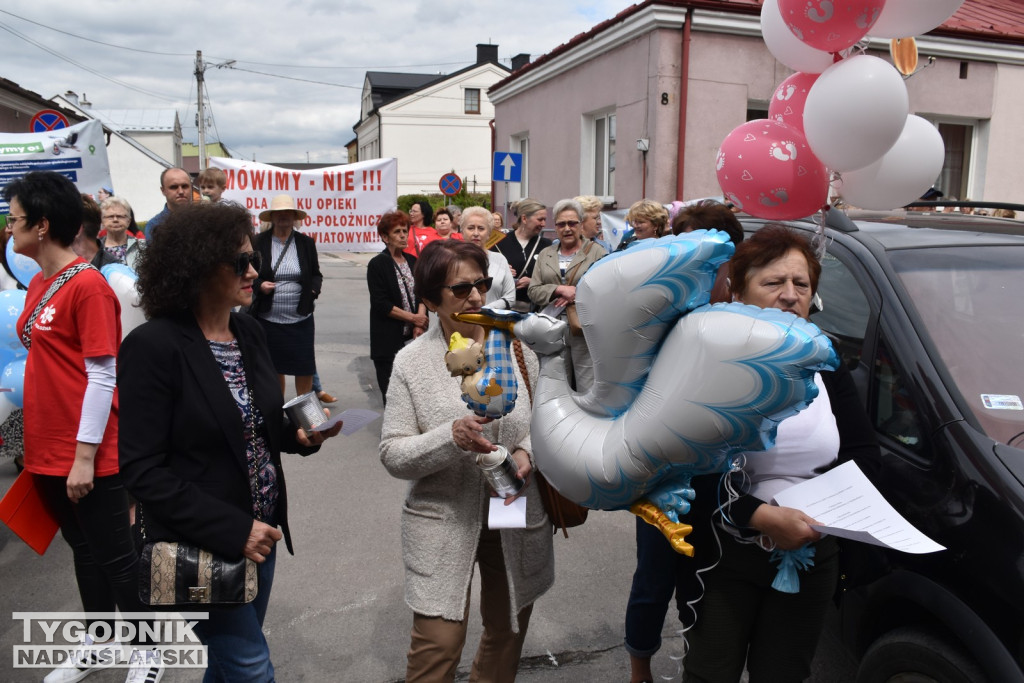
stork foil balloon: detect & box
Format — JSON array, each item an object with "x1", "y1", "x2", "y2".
[{"x1": 453, "y1": 231, "x2": 838, "y2": 556}]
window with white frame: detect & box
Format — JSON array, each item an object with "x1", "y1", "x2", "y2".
[
  {"x1": 583, "y1": 110, "x2": 616, "y2": 200},
  {"x1": 508, "y1": 134, "x2": 529, "y2": 201},
  {"x1": 465, "y1": 88, "x2": 481, "y2": 115}
]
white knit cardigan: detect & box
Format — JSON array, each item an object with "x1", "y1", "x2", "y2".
[{"x1": 379, "y1": 324, "x2": 554, "y2": 626}]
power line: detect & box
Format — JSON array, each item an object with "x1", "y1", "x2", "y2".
[
  {"x1": 0, "y1": 8, "x2": 510, "y2": 71},
  {"x1": 0, "y1": 21, "x2": 183, "y2": 102},
  {"x1": 0, "y1": 9, "x2": 192, "y2": 56}
]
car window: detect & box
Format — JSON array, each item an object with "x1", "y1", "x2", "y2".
[
  {"x1": 874, "y1": 335, "x2": 926, "y2": 453},
  {"x1": 811, "y1": 252, "x2": 872, "y2": 369},
  {"x1": 891, "y1": 246, "x2": 1024, "y2": 447}
]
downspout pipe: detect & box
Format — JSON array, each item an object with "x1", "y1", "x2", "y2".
[
  {"x1": 676, "y1": 8, "x2": 693, "y2": 201},
  {"x1": 490, "y1": 119, "x2": 497, "y2": 211}
]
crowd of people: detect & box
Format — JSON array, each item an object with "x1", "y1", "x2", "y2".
[
  {"x1": 365, "y1": 194, "x2": 881, "y2": 683},
  {"x1": 1, "y1": 166, "x2": 885, "y2": 683}
]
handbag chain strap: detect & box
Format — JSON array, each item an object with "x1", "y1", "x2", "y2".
[{"x1": 21, "y1": 262, "x2": 94, "y2": 349}]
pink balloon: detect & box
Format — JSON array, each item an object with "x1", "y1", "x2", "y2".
[
  {"x1": 716, "y1": 119, "x2": 829, "y2": 221},
  {"x1": 778, "y1": 0, "x2": 886, "y2": 53},
  {"x1": 768, "y1": 72, "x2": 820, "y2": 135}
]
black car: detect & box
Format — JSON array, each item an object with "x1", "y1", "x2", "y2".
[{"x1": 742, "y1": 206, "x2": 1024, "y2": 683}]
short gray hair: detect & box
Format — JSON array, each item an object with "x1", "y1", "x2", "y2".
[
  {"x1": 552, "y1": 198, "x2": 584, "y2": 223},
  {"x1": 460, "y1": 206, "x2": 493, "y2": 231},
  {"x1": 101, "y1": 195, "x2": 133, "y2": 215}
]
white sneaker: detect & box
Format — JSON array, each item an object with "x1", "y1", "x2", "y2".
[
  {"x1": 43, "y1": 634, "x2": 124, "y2": 683},
  {"x1": 125, "y1": 648, "x2": 164, "y2": 683}
]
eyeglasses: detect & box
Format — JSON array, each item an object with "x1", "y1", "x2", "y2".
[
  {"x1": 103, "y1": 214, "x2": 129, "y2": 221},
  {"x1": 554, "y1": 220, "x2": 580, "y2": 229},
  {"x1": 6, "y1": 215, "x2": 27, "y2": 229},
  {"x1": 228, "y1": 251, "x2": 262, "y2": 276},
  {"x1": 443, "y1": 277, "x2": 493, "y2": 299}
]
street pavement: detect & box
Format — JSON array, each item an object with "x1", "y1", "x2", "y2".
[{"x1": 0, "y1": 252, "x2": 856, "y2": 681}]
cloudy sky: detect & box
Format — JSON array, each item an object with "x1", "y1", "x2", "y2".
[{"x1": 2, "y1": 1, "x2": 625, "y2": 164}]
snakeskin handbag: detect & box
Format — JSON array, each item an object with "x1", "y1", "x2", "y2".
[
  {"x1": 138, "y1": 541, "x2": 258, "y2": 607},
  {"x1": 136, "y1": 504, "x2": 258, "y2": 607}
]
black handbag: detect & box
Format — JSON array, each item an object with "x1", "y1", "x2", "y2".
[
  {"x1": 138, "y1": 541, "x2": 258, "y2": 607},
  {"x1": 136, "y1": 505, "x2": 258, "y2": 608}
]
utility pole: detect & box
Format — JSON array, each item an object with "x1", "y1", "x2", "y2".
[
  {"x1": 194, "y1": 51, "x2": 234, "y2": 172},
  {"x1": 195, "y1": 50, "x2": 207, "y2": 172}
]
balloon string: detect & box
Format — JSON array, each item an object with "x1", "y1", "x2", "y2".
[{"x1": 666, "y1": 465, "x2": 737, "y2": 679}]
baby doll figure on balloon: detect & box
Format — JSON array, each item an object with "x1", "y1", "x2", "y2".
[{"x1": 445, "y1": 307, "x2": 531, "y2": 497}]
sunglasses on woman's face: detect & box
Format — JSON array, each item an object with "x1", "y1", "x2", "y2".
[
  {"x1": 230, "y1": 251, "x2": 262, "y2": 276},
  {"x1": 443, "y1": 277, "x2": 493, "y2": 299}
]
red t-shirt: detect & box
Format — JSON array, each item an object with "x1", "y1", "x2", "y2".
[
  {"x1": 18, "y1": 259, "x2": 122, "y2": 477},
  {"x1": 402, "y1": 226, "x2": 441, "y2": 258}
]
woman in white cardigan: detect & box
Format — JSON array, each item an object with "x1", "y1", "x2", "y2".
[
  {"x1": 380, "y1": 239, "x2": 554, "y2": 683},
  {"x1": 460, "y1": 206, "x2": 516, "y2": 310}
]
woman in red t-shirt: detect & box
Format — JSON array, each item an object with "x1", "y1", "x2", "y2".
[{"x1": 4, "y1": 171, "x2": 159, "y2": 682}]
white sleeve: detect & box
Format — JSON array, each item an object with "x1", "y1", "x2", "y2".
[{"x1": 77, "y1": 355, "x2": 116, "y2": 444}]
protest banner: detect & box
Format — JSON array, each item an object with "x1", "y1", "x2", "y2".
[
  {"x1": 213, "y1": 157, "x2": 397, "y2": 253},
  {"x1": 0, "y1": 120, "x2": 112, "y2": 213}
]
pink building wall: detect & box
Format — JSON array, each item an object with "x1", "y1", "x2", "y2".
[{"x1": 493, "y1": 12, "x2": 1024, "y2": 211}]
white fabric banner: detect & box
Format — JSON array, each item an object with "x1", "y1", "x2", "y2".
[
  {"x1": 0, "y1": 120, "x2": 112, "y2": 213},
  {"x1": 213, "y1": 157, "x2": 397, "y2": 252}
]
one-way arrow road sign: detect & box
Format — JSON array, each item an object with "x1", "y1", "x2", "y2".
[{"x1": 492, "y1": 152, "x2": 523, "y2": 183}]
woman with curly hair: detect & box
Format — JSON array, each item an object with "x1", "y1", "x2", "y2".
[{"x1": 118, "y1": 202, "x2": 342, "y2": 681}]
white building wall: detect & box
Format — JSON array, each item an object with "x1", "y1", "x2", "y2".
[{"x1": 376, "y1": 64, "x2": 506, "y2": 197}]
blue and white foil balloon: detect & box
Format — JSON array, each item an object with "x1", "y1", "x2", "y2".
[
  {"x1": 5, "y1": 238, "x2": 41, "y2": 288},
  {"x1": 526, "y1": 231, "x2": 838, "y2": 515}
]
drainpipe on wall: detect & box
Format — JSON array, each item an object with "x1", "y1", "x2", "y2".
[
  {"x1": 676, "y1": 8, "x2": 693, "y2": 201},
  {"x1": 490, "y1": 119, "x2": 497, "y2": 211}
]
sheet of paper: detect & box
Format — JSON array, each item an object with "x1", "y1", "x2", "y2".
[
  {"x1": 488, "y1": 496, "x2": 527, "y2": 529},
  {"x1": 772, "y1": 460, "x2": 945, "y2": 554},
  {"x1": 311, "y1": 408, "x2": 380, "y2": 435}
]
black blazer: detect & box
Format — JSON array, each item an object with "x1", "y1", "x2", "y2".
[
  {"x1": 492, "y1": 231, "x2": 552, "y2": 303},
  {"x1": 251, "y1": 230, "x2": 323, "y2": 317},
  {"x1": 118, "y1": 311, "x2": 318, "y2": 560},
  {"x1": 366, "y1": 250, "x2": 419, "y2": 360}
]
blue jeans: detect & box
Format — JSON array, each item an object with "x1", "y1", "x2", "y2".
[
  {"x1": 196, "y1": 545, "x2": 277, "y2": 682},
  {"x1": 624, "y1": 516, "x2": 699, "y2": 657}
]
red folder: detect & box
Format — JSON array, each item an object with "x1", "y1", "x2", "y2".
[{"x1": 0, "y1": 471, "x2": 60, "y2": 554}]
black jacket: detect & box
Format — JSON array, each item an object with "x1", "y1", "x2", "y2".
[
  {"x1": 366, "y1": 250, "x2": 418, "y2": 360},
  {"x1": 118, "y1": 311, "x2": 318, "y2": 560},
  {"x1": 491, "y1": 231, "x2": 552, "y2": 303},
  {"x1": 251, "y1": 230, "x2": 323, "y2": 317}
]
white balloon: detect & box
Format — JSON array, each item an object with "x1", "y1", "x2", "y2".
[
  {"x1": 837, "y1": 115, "x2": 945, "y2": 210},
  {"x1": 101, "y1": 264, "x2": 146, "y2": 339},
  {"x1": 761, "y1": 0, "x2": 835, "y2": 75},
  {"x1": 870, "y1": 0, "x2": 964, "y2": 39},
  {"x1": 803, "y1": 55, "x2": 909, "y2": 172}
]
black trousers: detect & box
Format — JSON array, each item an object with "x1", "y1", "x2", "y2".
[
  {"x1": 373, "y1": 355, "x2": 396, "y2": 406},
  {"x1": 35, "y1": 473, "x2": 147, "y2": 642},
  {"x1": 682, "y1": 535, "x2": 839, "y2": 683}
]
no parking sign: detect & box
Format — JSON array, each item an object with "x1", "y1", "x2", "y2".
[
  {"x1": 439, "y1": 173, "x2": 462, "y2": 197},
  {"x1": 29, "y1": 109, "x2": 70, "y2": 133}
]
